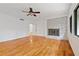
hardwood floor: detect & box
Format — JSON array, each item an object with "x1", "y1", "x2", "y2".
[{"x1": 0, "y1": 35, "x2": 74, "y2": 56}]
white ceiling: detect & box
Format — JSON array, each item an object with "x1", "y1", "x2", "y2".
[{"x1": 0, "y1": 3, "x2": 71, "y2": 19}]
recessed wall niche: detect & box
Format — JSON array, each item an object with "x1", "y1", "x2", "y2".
[{"x1": 48, "y1": 29, "x2": 59, "y2": 36}]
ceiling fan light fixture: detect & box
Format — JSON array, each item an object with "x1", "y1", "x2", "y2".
[{"x1": 22, "y1": 7, "x2": 40, "y2": 17}]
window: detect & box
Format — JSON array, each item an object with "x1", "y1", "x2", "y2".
[
  {"x1": 70, "y1": 16, "x2": 72, "y2": 33},
  {"x1": 74, "y1": 4, "x2": 79, "y2": 36}
]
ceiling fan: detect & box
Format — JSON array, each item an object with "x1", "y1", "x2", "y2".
[{"x1": 22, "y1": 7, "x2": 40, "y2": 17}]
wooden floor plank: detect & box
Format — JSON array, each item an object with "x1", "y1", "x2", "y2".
[{"x1": 0, "y1": 35, "x2": 74, "y2": 56}]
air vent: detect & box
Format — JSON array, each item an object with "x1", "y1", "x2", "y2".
[{"x1": 19, "y1": 19, "x2": 24, "y2": 21}]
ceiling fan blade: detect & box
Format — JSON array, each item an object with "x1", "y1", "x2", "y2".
[
  {"x1": 27, "y1": 13, "x2": 31, "y2": 16},
  {"x1": 29, "y1": 8, "x2": 33, "y2": 12},
  {"x1": 33, "y1": 12, "x2": 40, "y2": 13}
]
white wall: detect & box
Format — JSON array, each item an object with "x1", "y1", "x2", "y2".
[
  {"x1": 0, "y1": 13, "x2": 35, "y2": 42},
  {"x1": 47, "y1": 17, "x2": 67, "y2": 40},
  {"x1": 77, "y1": 16, "x2": 79, "y2": 35},
  {"x1": 0, "y1": 12, "x2": 47, "y2": 42},
  {"x1": 67, "y1": 3, "x2": 79, "y2": 56},
  {"x1": 0, "y1": 11, "x2": 67, "y2": 42},
  {"x1": 35, "y1": 18, "x2": 47, "y2": 36}
]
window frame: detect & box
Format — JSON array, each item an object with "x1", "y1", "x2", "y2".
[
  {"x1": 74, "y1": 4, "x2": 79, "y2": 36},
  {"x1": 70, "y1": 16, "x2": 72, "y2": 33}
]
